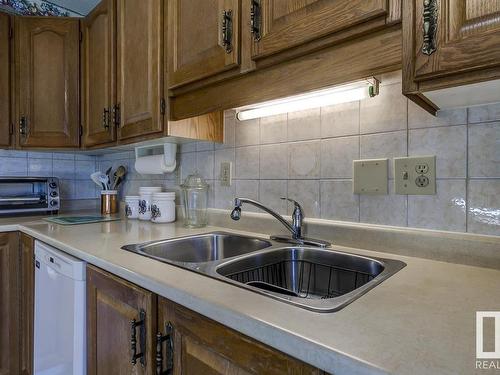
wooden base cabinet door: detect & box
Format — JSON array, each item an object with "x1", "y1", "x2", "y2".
[
  {"x1": 81, "y1": 0, "x2": 116, "y2": 148},
  {"x1": 157, "y1": 298, "x2": 321, "y2": 375},
  {"x1": 116, "y1": 0, "x2": 164, "y2": 142},
  {"x1": 16, "y1": 17, "x2": 80, "y2": 148},
  {"x1": 251, "y1": 0, "x2": 389, "y2": 61},
  {"x1": 0, "y1": 13, "x2": 11, "y2": 148},
  {"x1": 87, "y1": 266, "x2": 156, "y2": 375},
  {"x1": 0, "y1": 232, "x2": 20, "y2": 375},
  {"x1": 167, "y1": 0, "x2": 240, "y2": 88},
  {"x1": 19, "y1": 233, "x2": 34, "y2": 375}
]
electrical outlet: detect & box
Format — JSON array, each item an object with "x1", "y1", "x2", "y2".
[
  {"x1": 394, "y1": 156, "x2": 436, "y2": 195},
  {"x1": 220, "y1": 162, "x2": 232, "y2": 187}
]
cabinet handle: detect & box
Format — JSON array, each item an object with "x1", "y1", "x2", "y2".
[
  {"x1": 19, "y1": 116, "x2": 28, "y2": 136},
  {"x1": 102, "y1": 108, "x2": 110, "y2": 130},
  {"x1": 221, "y1": 9, "x2": 233, "y2": 54},
  {"x1": 250, "y1": 0, "x2": 261, "y2": 41},
  {"x1": 155, "y1": 322, "x2": 174, "y2": 375},
  {"x1": 422, "y1": 0, "x2": 438, "y2": 55},
  {"x1": 112, "y1": 103, "x2": 121, "y2": 127},
  {"x1": 130, "y1": 309, "x2": 146, "y2": 367}
]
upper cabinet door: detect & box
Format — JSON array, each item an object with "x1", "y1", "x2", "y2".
[
  {"x1": 16, "y1": 17, "x2": 80, "y2": 149},
  {"x1": 251, "y1": 0, "x2": 388, "y2": 60},
  {"x1": 0, "y1": 13, "x2": 11, "y2": 148},
  {"x1": 81, "y1": 0, "x2": 116, "y2": 148},
  {"x1": 116, "y1": 0, "x2": 163, "y2": 141},
  {"x1": 167, "y1": 0, "x2": 240, "y2": 88},
  {"x1": 412, "y1": 0, "x2": 500, "y2": 80}
]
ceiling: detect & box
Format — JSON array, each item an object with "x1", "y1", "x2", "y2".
[{"x1": 48, "y1": 0, "x2": 99, "y2": 15}]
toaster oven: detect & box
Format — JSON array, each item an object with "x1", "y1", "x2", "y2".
[{"x1": 0, "y1": 177, "x2": 60, "y2": 215}]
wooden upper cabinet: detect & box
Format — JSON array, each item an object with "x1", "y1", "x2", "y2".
[
  {"x1": 0, "y1": 13, "x2": 11, "y2": 148},
  {"x1": 116, "y1": 0, "x2": 164, "y2": 141},
  {"x1": 87, "y1": 265, "x2": 156, "y2": 375},
  {"x1": 167, "y1": 0, "x2": 240, "y2": 88},
  {"x1": 412, "y1": 0, "x2": 500, "y2": 81},
  {"x1": 16, "y1": 17, "x2": 80, "y2": 149},
  {"x1": 157, "y1": 297, "x2": 321, "y2": 375},
  {"x1": 81, "y1": 0, "x2": 116, "y2": 148},
  {"x1": 251, "y1": 0, "x2": 389, "y2": 61},
  {"x1": 0, "y1": 232, "x2": 20, "y2": 375}
]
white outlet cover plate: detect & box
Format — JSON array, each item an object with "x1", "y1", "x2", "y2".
[
  {"x1": 220, "y1": 161, "x2": 232, "y2": 187},
  {"x1": 353, "y1": 158, "x2": 388, "y2": 194},
  {"x1": 394, "y1": 156, "x2": 436, "y2": 195}
]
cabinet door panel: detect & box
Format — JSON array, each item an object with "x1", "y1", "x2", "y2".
[
  {"x1": 413, "y1": 0, "x2": 500, "y2": 80},
  {"x1": 0, "y1": 13, "x2": 11, "y2": 147},
  {"x1": 82, "y1": 0, "x2": 116, "y2": 147},
  {"x1": 19, "y1": 234, "x2": 34, "y2": 375},
  {"x1": 87, "y1": 265, "x2": 156, "y2": 375},
  {"x1": 252, "y1": 0, "x2": 388, "y2": 60},
  {"x1": 17, "y1": 17, "x2": 80, "y2": 148},
  {"x1": 0, "y1": 232, "x2": 20, "y2": 375},
  {"x1": 116, "y1": 0, "x2": 163, "y2": 141},
  {"x1": 168, "y1": 0, "x2": 240, "y2": 88},
  {"x1": 158, "y1": 297, "x2": 320, "y2": 375}
]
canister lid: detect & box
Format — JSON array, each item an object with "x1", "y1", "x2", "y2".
[
  {"x1": 125, "y1": 195, "x2": 140, "y2": 200},
  {"x1": 180, "y1": 172, "x2": 208, "y2": 189},
  {"x1": 139, "y1": 186, "x2": 162, "y2": 192},
  {"x1": 152, "y1": 192, "x2": 176, "y2": 200}
]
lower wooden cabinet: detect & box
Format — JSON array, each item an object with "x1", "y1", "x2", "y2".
[
  {"x1": 88, "y1": 266, "x2": 323, "y2": 375},
  {"x1": 0, "y1": 232, "x2": 34, "y2": 375},
  {"x1": 86, "y1": 265, "x2": 157, "y2": 375}
]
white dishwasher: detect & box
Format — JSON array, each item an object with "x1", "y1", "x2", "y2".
[{"x1": 34, "y1": 240, "x2": 86, "y2": 375}]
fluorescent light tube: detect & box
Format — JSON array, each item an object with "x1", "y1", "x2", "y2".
[{"x1": 236, "y1": 78, "x2": 379, "y2": 121}]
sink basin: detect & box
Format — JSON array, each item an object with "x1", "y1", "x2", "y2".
[
  {"x1": 121, "y1": 232, "x2": 272, "y2": 263},
  {"x1": 216, "y1": 247, "x2": 405, "y2": 312}
]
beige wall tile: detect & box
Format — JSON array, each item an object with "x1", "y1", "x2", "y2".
[
  {"x1": 259, "y1": 180, "x2": 287, "y2": 215},
  {"x1": 360, "y1": 82, "x2": 407, "y2": 134},
  {"x1": 260, "y1": 144, "x2": 288, "y2": 179},
  {"x1": 320, "y1": 101, "x2": 359, "y2": 138},
  {"x1": 360, "y1": 184, "x2": 407, "y2": 226},
  {"x1": 468, "y1": 180, "x2": 500, "y2": 235},
  {"x1": 214, "y1": 148, "x2": 235, "y2": 179},
  {"x1": 289, "y1": 141, "x2": 320, "y2": 179},
  {"x1": 235, "y1": 118, "x2": 260, "y2": 146},
  {"x1": 321, "y1": 136, "x2": 359, "y2": 178},
  {"x1": 468, "y1": 102, "x2": 500, "y2": 124},
  {"x1": 215, "y1": 113, "x2": 236, "y2": 149},
  {"x1": 287, "y1": 180, "x2": 320, "y2": 218},
  {"x1": 235, "y1": 179, "x2": 260, "y2": 212},
  {"x1": 360, "y1": 131, "x2": 406, "y2": 178},
  {"x1": 196, "y1": 151, "x2": 215, "y2": 180},
  {"x1": 408, "y1": 101, "x2": 467, "y2": 129},
  {"x1": 235, "y1": 146, "x2": 260, "y2": 179},
  {"x1": 408, "y1": 179, "x2": 466, "y2": 232},
  {"x1": 214, "y1": 180, "x2": 236, "y2": 210},
  {"x1": 468, "y1": 122, "x2": 500, "y2": 178},
  {"x1": 260, "y1": 114, "x2": 287, "y2": 144},
  {"x1": 320, "y1": 180, "x2": 359, "y2": 222},
  {"x1": 409, "y1": 125, "x2": 467, "y2": 178},
  {"x1": 287, "y1": 108, "x2": 321, "y2": 141}
]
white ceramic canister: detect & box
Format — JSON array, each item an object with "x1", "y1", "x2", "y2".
[
  {"x1": 124, "y1": 196, "x2": 140, "y2": 219},
  {"x1": 138, "y1": 187, "x2": 162, "y2": 221},
  {"x1": 150, "y1": 192, "x2": 176, "y2": 223}
]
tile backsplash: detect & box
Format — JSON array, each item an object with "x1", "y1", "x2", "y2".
[
  {"x1": 3, "y1": 71, "x2": 497, "y2": 236},
  {"x1": 0, "y1": 150, "x2": 99, "y2": 203}
]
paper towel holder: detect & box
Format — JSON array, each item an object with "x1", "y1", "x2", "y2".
[{"x1": 134, "y1": 143, "x2": 177, "y2": 173}]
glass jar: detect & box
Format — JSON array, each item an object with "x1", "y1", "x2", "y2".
[{"x1": 180, "y1": 173, "x2": 208, "y2": 228}]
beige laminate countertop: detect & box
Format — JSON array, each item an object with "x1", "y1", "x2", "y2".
[{"x1": 2, "y1": 215, "x2": 499, "y2": 375}]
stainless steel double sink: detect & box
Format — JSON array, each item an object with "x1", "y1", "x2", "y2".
[{"x1": 122, "y1": 232, "x2": 405, "y2": 312}]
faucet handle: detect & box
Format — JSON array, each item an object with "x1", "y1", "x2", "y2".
[{"x1": 280, "y1": 197, "x2": 303, "y2": 211}]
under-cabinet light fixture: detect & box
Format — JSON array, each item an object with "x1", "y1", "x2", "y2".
[{"x1": 236, "y1": 77, "x2": 379, "y2": 121}]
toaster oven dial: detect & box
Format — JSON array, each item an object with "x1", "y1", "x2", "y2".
[
  {"x1": 50, "y1": 191, "x2": 58, "y2": 198},
  {"x1": 49, "y1": 182, "x2": 57, "y2": 189},
  {"x1": 50, "y1": 200, "x2": 58, "y2": 207}
]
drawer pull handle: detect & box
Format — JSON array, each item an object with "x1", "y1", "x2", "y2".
[
  {"x1": 130, "y1": 309, "x2": 146, "y2": 366},
  {"x1": 155, "y1": 322, "x2": 174, "y2": 375},
  {"x1": 221, "y1": 9, "x2": 233, "y2": 54},
  {"x1": 422, "y1": 0, "x2": 438, "y2": 55},
  {"x1": 251, "y1": 0, "x2": 261, "y2": 41}
]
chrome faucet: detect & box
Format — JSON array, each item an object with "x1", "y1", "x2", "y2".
[{"x1": 230, "y1": 197, "x2": 330, "y2": 248}]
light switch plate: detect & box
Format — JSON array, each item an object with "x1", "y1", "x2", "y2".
[
  {"x1": 394, "y1": 156, "x2": 436, "y2": 195},
  {"x1": 220, "y1": 162, "x2": 232, "y2": 187},
  {"x1": 353, "y1": 158, "x2": 388, "y2": 194}
]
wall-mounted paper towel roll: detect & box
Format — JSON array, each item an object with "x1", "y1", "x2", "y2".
[{"x1": 134, "y1": 143, "x2": 177, "y2": 174}]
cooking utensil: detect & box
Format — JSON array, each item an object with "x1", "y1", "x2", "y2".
[
  {"x1": 91, "y1": 172, "x2": 110, "y2": 190},
  {"x1": 111, "y1": 165, "x2": 127, "y2": 189}
]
